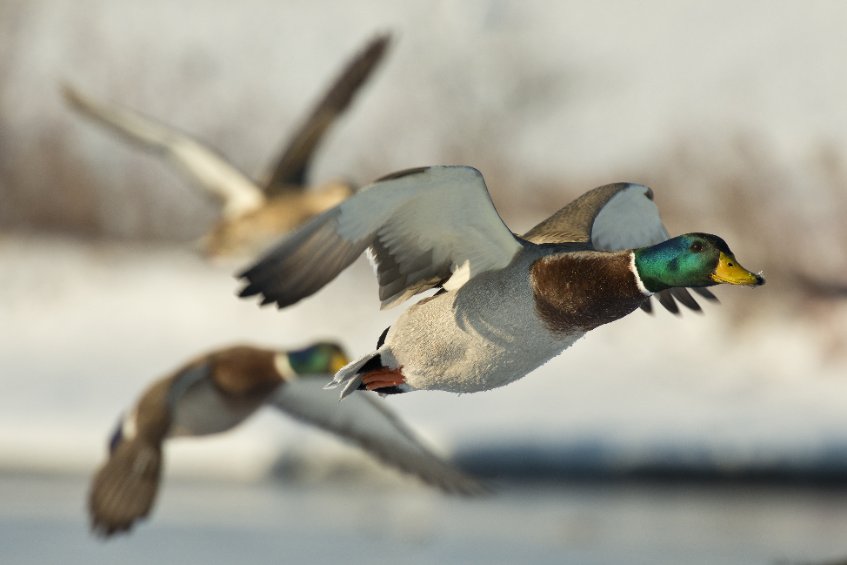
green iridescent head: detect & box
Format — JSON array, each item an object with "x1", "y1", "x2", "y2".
[
  {"x1": 286, "y1": 341, "x2": 350, "y2": 375},
  {"x1": 633, "y1": 233, "x2": 765, "y2": 293}
]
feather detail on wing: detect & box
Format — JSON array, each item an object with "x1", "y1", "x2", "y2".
[
  {"x1": 271, "y1": 376, "x2": 484, "y2": 494},
  {"x1": 62, "y1": 84, "x2": 264, "y2": 219},
  {"x1": 88, "y1": 375, "x2": 177, "y2": 537},
  {"x1": 239, "y1": 166, "x2": 522, "y2": 309},
  {"x1": 523, "y1": 182, "x2": 717, "y2": 313},
  {"x1": 263, "y1": 34, "x2": 391, "y2": 193},
  {"x1": 88, "y1": 439, "x2": 163, "y2": 537},
  {"x1": 522, "y1": 183, "x2": 629, "y2": 244}
]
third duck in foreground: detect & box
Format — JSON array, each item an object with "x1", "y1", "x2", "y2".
[
  {"x1": 239, "y1": 166, "x2": 765, "y2": 397},
  {"x1": 90, "y1": 341, "x2": 480, "y2": 537}
]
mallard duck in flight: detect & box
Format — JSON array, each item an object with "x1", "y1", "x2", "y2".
[
  {"x1": 238, "y1": 166, "x2": 764, "y2": 397},
  {"x1": 64, "y1": 34, "x2": 390, "y2": 258},
  {"x1": 89, "y1": 341, "x2": 481, "y2": 537}
]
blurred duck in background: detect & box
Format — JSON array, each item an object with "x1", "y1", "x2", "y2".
[
  {"x1": 90, "y1": 340, "x2": 481, "y2": 538},
  {"x1": 239, "y1": 166, "x2": 764, "y2": 397},
  {"x1": 64, "y1": 34, "x2": 390, "y2": 258}
]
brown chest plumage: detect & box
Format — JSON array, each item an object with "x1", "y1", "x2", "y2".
[
  {"x1": 135, "y1": 378, "x2": 179, "y2": 444},
  {"x1": 530, "y1": 251, "x2": 649, "y2": 334},
  {"x1": 206, "y1": 346, "x2": 282, "y2": 398}
]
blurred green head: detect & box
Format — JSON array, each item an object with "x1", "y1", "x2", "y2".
[
  {"x1": 286, "y1": 341, "x2": 350, "y2": 375},
  {"x1": 633, "y1": 233, "x2": 765, "y2": 293}
]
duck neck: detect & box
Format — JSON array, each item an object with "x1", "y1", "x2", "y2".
[{"x1": 628, "y1": 251, "x2": 656, "y2": 295}]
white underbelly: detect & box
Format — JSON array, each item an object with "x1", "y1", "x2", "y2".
[
  {"x1": 384, "y1": 278, "x2": 584, "y2": 394},
  {"x1": 170, "y1": 381, "x2": 263, "y2": 437}
]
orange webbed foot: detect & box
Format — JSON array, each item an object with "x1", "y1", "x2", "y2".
[{"x1": 360, "y1": 366, "x2": 406, "y2": 392}]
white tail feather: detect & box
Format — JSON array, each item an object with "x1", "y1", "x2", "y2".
[{"x1": 324, "y1": 353, "x2": 379, "y2": 399}]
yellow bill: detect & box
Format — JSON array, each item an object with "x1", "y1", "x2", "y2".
[
  {"x1": 330, "y1": 352, "x2": 351, "y2": 374},
  {"x1": 711, "y1": 252, "x2": 766, "y2": 286}
]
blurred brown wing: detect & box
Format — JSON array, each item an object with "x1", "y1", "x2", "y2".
[{"x1": 264, "y1": 34, "x2": 391, "y2": 194}]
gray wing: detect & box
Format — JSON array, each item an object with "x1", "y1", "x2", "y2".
[
  {"x1": 263, "y1": 34, "x2": 390, "y2": 194},
  {"x1": 523, "y1": 183, "x2": 630, "y2": 244},
  {"x1": 523, "y1": 182, "x2": 716, "y2": 313},
  {"x1": 63, "y1": 84, "x2": 264, "y2": 219},
  {"x1": 270, "y1": 376, "x2": 484, "y2": 494},
  {"x1": 239, "y1": 166, "x2": 522, "y2": 309}
]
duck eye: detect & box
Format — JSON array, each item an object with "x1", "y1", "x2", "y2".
[{"x1": 689, "y1": 241, "x2": 703, "y2": 253}]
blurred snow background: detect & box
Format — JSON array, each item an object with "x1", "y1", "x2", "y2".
[{"x1": 1, "y1": 0, "x2": 847, "y2": 487}]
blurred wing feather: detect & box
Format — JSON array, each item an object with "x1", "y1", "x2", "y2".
[
  {"x1": 88, "y1": 441, "x2": 162, "y2": 537},
  {"x1": 271, "y1": 376, "x2": 484, "y2": 494},
  {"x1": 264, "y1": 34, "x2": 390, "y2": 194},
  {"x1": 63, "y1": 84, "x2": 264, "y2": 219}
]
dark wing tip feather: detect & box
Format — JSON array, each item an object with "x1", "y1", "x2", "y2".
[
  {"x1": 656, "y1": 290, "x2": 681, "y2": 315},
  {"x1": 693, "y1": 287, "x2": 719, "y2": 302},
  {"x1": 236, "y1": 277, "x2": 284, "y2": 308},
  {"x1": 236, "y1": 208, "x2": 369, "y2": 310},
  {"x1": 237, "y1": 281, "x2": 260, "y2": 298},
  {"x1": 669, "y1": 287, "x2": 703, "y2": 313},
  {"x1": 644, "y1": 286, "x2": 719, "y2": 316}
]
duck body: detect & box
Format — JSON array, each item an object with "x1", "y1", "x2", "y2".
[
  {"x1": 348, "y1": 245, "x2": 650, "y2": 394},
  {"x1": 165, "y1": 346, "x2": 282, "y2": 436},
  {"x1": 239, "y1": 166, "x2": 764, "y2": 398}
]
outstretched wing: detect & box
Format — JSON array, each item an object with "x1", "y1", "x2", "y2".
[
  {"x1": 239, "y1": 166, "x2": 522, "y2": 309},
  {"x1": 87, "y1": 371, "x2": 184, "y2": 538},
  {"x1": 63, "y1": 84, "x2": 264, "y2": 219},
  {"x1": 263, "y1": 34, "x2": 391, "y2": 194},
  {"x1": 271, "y1": 376, "x2": 484, "y2": 494},
  {"x1": 88, "y1": 438, "x2": 163, "y2": 537},
  {"x1": 523, "y1": 182, "x2": 716, "y2": 313}
]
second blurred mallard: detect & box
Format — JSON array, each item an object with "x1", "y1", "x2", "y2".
[{"x1": 64, "y1": 34, "x2": 390, "y2": 258}]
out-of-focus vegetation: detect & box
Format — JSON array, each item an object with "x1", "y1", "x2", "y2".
[{"x1": 2, "y1": 0, "x2": 846, "y2": 335}]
